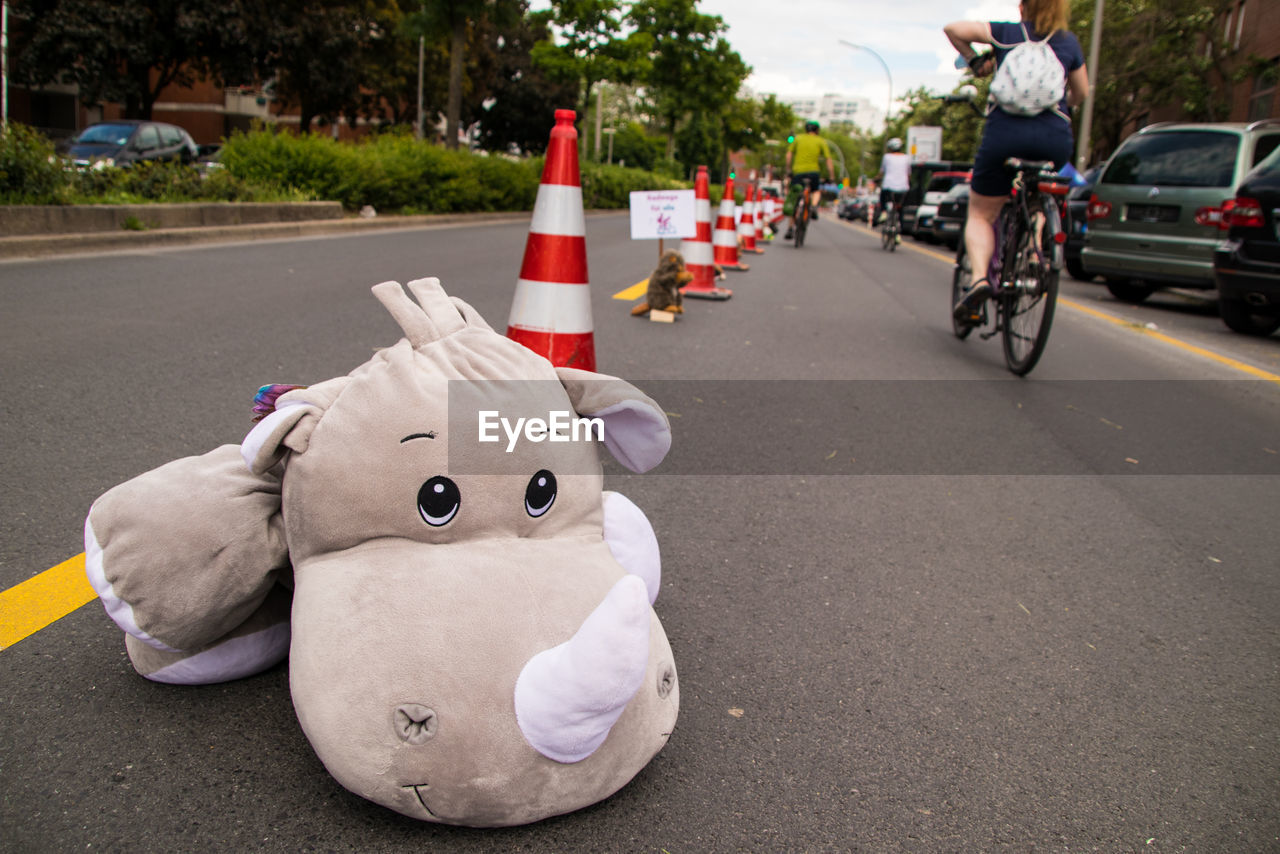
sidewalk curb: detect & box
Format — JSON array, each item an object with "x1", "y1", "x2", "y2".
[
  {"x1": 0, "y1": 209, "x2": 631, "y2": 260},
  {"x1": 0, "y1": 210, "x2": 549, "y2": 260}
]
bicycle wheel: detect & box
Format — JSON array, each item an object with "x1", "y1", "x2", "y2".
[
  {"x1": 881, "y1": 217, "x2": 892, "y2": 250},
  {"x1": 794, "y1": 198, "x2": 807, "y2": 248},
  {"x1": 1001, "y1": 200, "x2": 1060, "y2": 375},
  {"x1": 951, "y1": 243, "x2": 976, "y2": 340}
]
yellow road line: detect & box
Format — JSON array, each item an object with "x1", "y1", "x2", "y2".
[
  {"x1": 1058, "y1": 298, "x2": 1280, "y2": 383},
  {"x1": 0, "y1": 552, "x2": 95, "y2": 651},
  {"x1": 843, "y1": 219, "x2": 1280, "y2": 383},
  {"x1": 613, "y1": 280, "x2": 648, "y2": 301}
]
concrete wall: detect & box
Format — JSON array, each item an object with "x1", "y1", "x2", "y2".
[{"x1": 0, "y1": 202, "x2": 344, "y2": 236}]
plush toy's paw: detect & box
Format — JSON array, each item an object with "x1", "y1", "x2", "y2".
[
  {"x1": 602, "y1": 491, "x2": 660, "y2": 604},
  {"x1": 124, "y1": 585, "x2": 291, "y2": 684},
  {"x1": 85, "y1": 445, "x2": 290, "y2": 654}
]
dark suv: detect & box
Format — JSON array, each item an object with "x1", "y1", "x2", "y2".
[
  {"x1": 900, "y1": 160, "x2": 971, "y2": 237},
  {"x1": 58, "y1": 120, "x2": 199, "y2": 169},
  {"x1": 1213, "y1": 146, "x2": 1280, "y2": 336},
  {"x1": 1083, "y1": 120, "x2": 1280, "y2": 303}
]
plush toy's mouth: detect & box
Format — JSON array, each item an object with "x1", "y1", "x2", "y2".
[{"x1": 401, "y1": 783, "x2": 437, "y2": 819}]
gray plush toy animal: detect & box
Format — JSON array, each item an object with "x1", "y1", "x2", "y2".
[{"x1": 85, "y1": 277, "x2": 679, "y2": 827}]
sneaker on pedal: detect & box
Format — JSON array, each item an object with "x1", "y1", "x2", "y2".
[{"x1": 953, "y1": 278, "x2": 992, "y2": 323}]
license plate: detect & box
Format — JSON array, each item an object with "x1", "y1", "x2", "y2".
[
  {"x1": 1126, "y1": 203, "x2": 1180, "y2": 224},
  {"x1": 940, "y1": 222, "x2": 959, "y2": 232}
]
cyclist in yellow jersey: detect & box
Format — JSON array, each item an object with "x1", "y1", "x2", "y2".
[{"x1": 785, "y1": 121, "x2": 837, "y2": 238}]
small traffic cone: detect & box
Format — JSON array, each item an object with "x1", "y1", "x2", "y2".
[
  {"x1": 738, "y1": 185, "x2": 763, "y2": 254},
  {"x1": 713, "y1": 175, "x2": 750, "y2": 271},
  {"x1": 754, "y1": 191, "x2": 767, "y2": 244},
  {"x1": 680, "y1": 165, "x2": 731, "y2": 301},
  {"x1": 506, "y1": 109, "x2": 595, "y2": 371}
]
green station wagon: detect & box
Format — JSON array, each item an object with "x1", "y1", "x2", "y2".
[{"x1": 1083, "y1": 120, "x2": 1280, "y2": 303}]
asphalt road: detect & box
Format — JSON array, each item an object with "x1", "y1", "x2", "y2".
[{"x1": 2, "y1": 213, "x2": 1279, "y2": 852}]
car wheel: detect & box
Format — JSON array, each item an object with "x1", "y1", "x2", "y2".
[
  {"x1": 1105, "y1": 278, "x2": 1154, "y2": 304},
  {"x1": 1218, "y1": 296, "x2": 1280, "y2": 336},
  {"x1": 1066, "y1": 258, "x2": 1093, "y2": 281}
]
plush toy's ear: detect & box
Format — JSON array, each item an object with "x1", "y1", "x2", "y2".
[
  {"x1": 85, "y1": 445, "x2": 292, "y2": 682},
  {"x1": 555, "y1": 367, "x2": 671, "y2": 473},
  {"x1": 241, "y1": 377, "x2": 350, "y2": 475}
]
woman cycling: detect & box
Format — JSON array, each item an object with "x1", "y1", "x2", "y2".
[{"x1": 945, "y1": 0, "x2": 1089, "y2": 324}]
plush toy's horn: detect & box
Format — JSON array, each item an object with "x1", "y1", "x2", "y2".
[{"x1": 513, "y1": 575, "x2": 651, "y2": 763}]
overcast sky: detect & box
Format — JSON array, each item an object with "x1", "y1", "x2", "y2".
[
  {"x1": 530, "y1": 1, "x2": 1024, "y2": 123},
  {"x1": 696, "y1": 0, "x2": 1022, "y2": 115}
]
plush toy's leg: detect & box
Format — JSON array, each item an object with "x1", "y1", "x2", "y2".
[
  {"x1": 601, "y1": 491, "x2": 660, "y2": 604},
  {"x1": 124, "y1": 585, "x2": 292, "y2": 685},
  {"x1": 85, "y1": 444, "x2": 289, "y2": 653}
]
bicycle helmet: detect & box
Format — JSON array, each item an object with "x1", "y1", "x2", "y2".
[
  {"x1": 805, "y1": 120, "x2": 820, "y2": 132},
  {"x1": 886, "y1": 138, "x2": 902, "y2": 152}
]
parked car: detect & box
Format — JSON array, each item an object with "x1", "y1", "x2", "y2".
[
  {"x1": 1212, "y1": 146, "x2": 1280, "y2": 336},
  {"x1": 57, "y1": 120, "x2": 199, "y2": 169},
  {"x1": 1082, "y1": 120, "x2": 1280, "y2": 303},
  {"x1": 928, "y1": 183, "x2": 970, "y2": 248},
  {"x1": 1064, "y1": 166, "x2": 1100, "y2": 281},
  {"x1": 837, "y1": 193, "x2": 871, "y2": 222},
  {"x1": 900, "y1": 160, "x2": 972, "y2": 237},
  {"x1": 913, "y1": 172, "x2": 971, "y2": 242},
  {"x1": 195, "y1": 143, "x2": 224, "y2": 173}
]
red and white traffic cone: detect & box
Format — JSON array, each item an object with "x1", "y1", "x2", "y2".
[
  {"x1": 506, "y1": 109, "x2": 596, "y2": 371},
  {"x1": 754, "y1": 191, "x2": 766, "y2": 245},
  {"x1": 738, "y1": 185, "x2": 763, "y2": 254},
  {"x1": 680, "y1": 165, "x2": 731, "y2": 300},
  {"x1": 713, "y1": 174, "x2": 750, "y2": 271}
]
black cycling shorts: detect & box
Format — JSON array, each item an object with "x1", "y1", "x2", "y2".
[
  {"x1": 793, "y1": 172, "x2": 822, "y2": 192},
  {"x1": 972, "y1": 120, "x2": 1072, "y2": 197}
]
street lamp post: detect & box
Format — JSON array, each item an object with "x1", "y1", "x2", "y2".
[
  {"x1": 603, "y1": 128, "x2": 616, "y2": 165},
  {"x1": 1075, "y1": 0, "x2": 1105, "y2": 169},
  {"x1": 838, "y1": 40, "x2": 893, "y2": 134}
]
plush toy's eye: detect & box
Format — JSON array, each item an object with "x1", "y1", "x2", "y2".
[
  {"x1": 524, "y1": 470, "x2": 557, "y2": 518},
  {"x1": 418, "y1": 476, "x2": 460, "y2": 526}
]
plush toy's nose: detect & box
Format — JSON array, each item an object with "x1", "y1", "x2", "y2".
[{"x1": 394, "y1": 703, "x2": 439, "y2": 745}]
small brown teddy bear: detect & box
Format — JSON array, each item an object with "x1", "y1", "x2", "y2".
[{"x1": 631, "y1": 250, "x2": 693, "y2": 316}]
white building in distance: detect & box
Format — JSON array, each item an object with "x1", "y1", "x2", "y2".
[{"x1": 775, "y1": 93, "x2": 882, "y2": 133}]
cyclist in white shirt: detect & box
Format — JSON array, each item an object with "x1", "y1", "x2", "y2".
[{"x1": 876, "y1": 138, "x2": 911, "y2": 239}]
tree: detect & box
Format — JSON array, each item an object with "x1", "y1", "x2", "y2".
[
  {"x1": 11, "y1": 0, "x2": 264, "y2": 119},
  {"x1": 529, "y1": 0, "x2": 651, "y2": 155},
  {"x1": 627, "y1": 0, "x2": 749, "y2": 160},
  {"x1": 877, "y1": 82, "x2": 987, "y2": 164},
  {"x1": 409, "y1": 0, "x2": 521, "y2": 148},
  {"x1": 472, "y1": 6, "x2": 580, "y2": 153},
  {"x1": 1069, "y1": 0, "x2": 1234, "y2": 160},
  {"x1": 268, "y1": 0, "x2": 406, "y2": 134}
]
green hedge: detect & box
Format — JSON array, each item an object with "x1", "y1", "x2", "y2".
[
  {"x1": 221, "y1": 128, "x2": 687, "y2": 213},
  {"x1": 1, "y1": 123, "x2": 69, "y2": 203},
  {"x1": 1, "y1": 122, "x2": 688, "y2": 213}
]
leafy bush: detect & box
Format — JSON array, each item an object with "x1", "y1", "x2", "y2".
[
  {"x1": 220, "y1": 128, "x2": 681, "y2": 214},
  {"x1": 579, "y1": 162, "x2": 686, "y2": 209},
  {"x1": 0, "y1": 123, "x2": 69, "y2": 203},
  {"x1": 0, "y1": 123, "x2": 687, "y2": 213}
]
